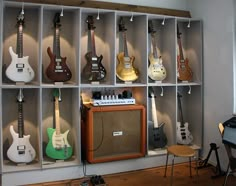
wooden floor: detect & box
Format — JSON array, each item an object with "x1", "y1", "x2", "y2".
[{"x1": 28, "y1": 163, "x2": 236, "y2": 186}]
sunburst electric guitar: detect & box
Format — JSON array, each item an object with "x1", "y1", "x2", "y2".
[
  {"x1": 149, "y1": 87, "x2": 167, "y2": 148},
  {"x1": 177, "y1": 25, "x2": 193, "y2": 81},
  {"x1": 176, "y1": 92, "x2": 193, "y2": 145},
  {"x1": 6, "y1": 11, "x2": 35, "y2": 83},
  {"x1": 116, "y1": 17, "x2": 139, "y2": 82},
  {"x1": 46, "y1": 13, "x2": 72, "y2": 82},
  {"x1": 7, "y1": 89, "x2": 36, "y2": 163},
  {"x1": 46, "y1": 89, "x2": 73, "y2": 160},
  {"x1": 148, "y1": 21, "x2": 166, "y2": 81},
  {"x1": 82, "y1": 15, "x2": 106, "y2": 81}
]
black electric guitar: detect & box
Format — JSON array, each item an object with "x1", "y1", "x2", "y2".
[
  {"x1": 116, "y1": 17, "x2": 139, "y2": 82},
  {"x1": 176, "y1": 92, "x2": 193, "y2": 145},
  {"x1": 82, "y1": 15, "x2": 106, "y2": 81},
  {"x1": 149, "y1": 87, "x2": 167, "y2": 148},
  {"x1": 7, "y1": 89, "x2": 36, "y2": 163},
  {"x1": 148, "y1": 20, "x2": 166, "y2": 81},
  {"x1": 46, "y1": 12, "x2": 72, "y2": 82},
  {"x1": 177, "y1": 25, "x2": 192, "y2": 81}
]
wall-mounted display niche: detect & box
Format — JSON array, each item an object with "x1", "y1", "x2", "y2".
[{"x1": 0, "y1": 1, "x2": 202, "y2": 185}]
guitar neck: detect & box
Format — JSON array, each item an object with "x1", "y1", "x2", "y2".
[
  {"x1": 177, "y1": 95, "x2": 184, "y2": 126},
  {"x1": 17, "y1": 24, "x2": 23, "y2": 58},
  {"x1": 123, "y1": 31, "x2": 129, "y2": 57},
  {"x1": 18, "y1": 102, "x2": 24, "y2": 138},
  {"x1": 177, "y1": 38, "x2": 184, "y2": 61},
  {"x1": 151, "y1": 33, "x2": 158, "y2": 58},
  {"x1": 151, "y1": 96, "x2": 159, "y2": 128},
  {"x1": 90, "y1": 29, "x2": 97, "y2": 57},
  {"x1": 54, "y1": 97, "x2": 61, "y2": 135},
  {"x1": 53, "y1": 27, "x2": 61, "y2": 59}
]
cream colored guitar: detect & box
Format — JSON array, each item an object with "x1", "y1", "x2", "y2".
[{"x1": 148, "y1": 21, "x2": 166, "y2": 81}]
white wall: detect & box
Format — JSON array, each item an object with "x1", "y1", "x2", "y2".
[
  {"x1": 188, "y1": 0, "x2": 235, "y2": 169},
  {"x1": 93, "y1": 0, "x2": 188, "y2": 10}
]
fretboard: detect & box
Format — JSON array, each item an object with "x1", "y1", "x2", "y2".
[
  {"x1": 90, "y1": 29, "x2": 97, "y2": 57},
  {"x1": 177, "y1": 95, "x2": 184, "y2": 127},
  {"x1": 123, "y1": 32, "x2": 129, "y2": 57},
  {"x1": 177, "y1": 38, "x2": 184, "y2": 61},
  {"x1": 151, "y1": 33, "x2": 158, "y2": 58},
  {"x1": 53, "y1": 27, "x2": 61, "y2": 59},
  {"x1": 18, "y1": 102, "x2": 24, "y2": 138},
  {"x1": 17, "y1": 24, "x2": 23, "y2": 58},
  {"x1": 54, "y1": 97, "x2": 61, "y2": 135}
]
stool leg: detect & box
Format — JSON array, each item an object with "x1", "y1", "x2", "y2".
[
  {"x1": 164, "y1": 152, "x2": 169, "y2": 177},
  {"x1": 171, "y1": 156, "x2": 175, "y2": 186},
  {"x1": 189, "y1": 157, "x2": 192, "y2": 177}
]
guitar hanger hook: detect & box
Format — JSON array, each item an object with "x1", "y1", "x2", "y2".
[
  {"x1": 60, "y1": 6, "x2": 64, "y2": 17},
  {"x1": 162, "y1": 17, "x2": 165, "y2": 26},
  {"x1": 58, "y1": 88, "x2": 62, "y2": 101},
  {"x1": 96, "y1": 9, "x2": 100, "y2": 20},
  {"x1": 130, "y1": 12, "x2": 133, "y2": 22},
  {"x1": 160, "y1": 86, "x2": 164, "y2": 97},
  {"x1": 187, "y1": 19, "x2": 191, "y2": 28},
  {"x1": 188, "y1": 85, "x2": 191, "y2": 95},
  {"x1": 21, "y1": 2, "x2": 24, "y2": 15}
]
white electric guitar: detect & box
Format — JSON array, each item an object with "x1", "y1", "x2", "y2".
[
  {"x1": 7, "y1": 89, "x2": 36, "y2": 163},
  {"x1": 176, "y1": 92, "x2": 193, "y2": 145},
  {"x1": 6, "y1": 11, "x2": 35, "y2": 83},
  {"x1": 148, "y1": 20, "x2": 166, "y2": 81}
]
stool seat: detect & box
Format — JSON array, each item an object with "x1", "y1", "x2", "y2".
[
  {"x1": 164, "y1": 145, "x2": 198, "y2": 186},
  {"x1": 167, "y1": 145, "x2": 195, "y2": 157}
]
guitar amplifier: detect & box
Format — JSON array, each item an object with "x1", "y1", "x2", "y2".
[{"x1": 82, "y1": 104, "x2": 146, "y2": 163}]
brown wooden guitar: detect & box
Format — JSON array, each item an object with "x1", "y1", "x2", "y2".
[
  {"x1": 177, "y1": 25, "x2": 192, "y2": 81},
  {"x1": 46, "y1": 13, "x2": 72, "y2": 82},
  {"x1": 116, "y1": 17, "x2": 139, "y2": 82}
]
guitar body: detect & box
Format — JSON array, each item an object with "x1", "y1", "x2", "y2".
[
  {"x1": 46, "y1": 47, "x2": 72, "y2": 82},
  {"x1": 116, "y1": 52, "x2": 139, "y2": 82},
  {"x1": 6, "y1": 46, "x2": 35, "y2": 83},
  {"x1": 82, "y1": 51, "x2": 106, "y2": 81},
  {"x1": 176, "y1": 121, "x2": 193, "y2": 145},
  {"x1": 46, "y1": 127, "x2": 73, "y2": 160},
  {"x1": 7, "y1": 125, "x2": 36, "y2": 163},
  {"x1": 153, "y1": 123, "x2": 167, "y2": 148},
  {"x1": 148, "y1": 54, "x2": 167, "y2": 81}
]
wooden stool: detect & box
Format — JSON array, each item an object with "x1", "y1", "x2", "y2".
[{"x1": 164, "y1": 145, "x2": 198, "y2": 186}]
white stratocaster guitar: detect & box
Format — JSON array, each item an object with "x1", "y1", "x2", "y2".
[
  {"x1": 149, "y1": 87, "x2": 167, "y2": 148},
  {"x1": 7, "y1": 89, "x2": 36, "y2": 163},
  {"x1": 6, "y1": 11, "x2": 35, "y2": 83},
  {"x1": 148, "y1": 20, "x2": 166, "y2": 81},
  {"x1": 176, "y1": 92, "x2": 193, "y2": 145}
]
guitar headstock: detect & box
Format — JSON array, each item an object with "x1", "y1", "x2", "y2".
[
  {"x1": 148, "y1": 87, "x2": 156, "y2": 98},
  {"x1": 17, "y1": 11, "x2": 24, "y2": 27},
  {"x1": 53, "y1": 12, "x2": 61, "y2": 28},
  {"x1": 148, "y1": 20, "x2": 156, "y2": 34},
  {"x1": 118, "y1": 17, "x2": 127, "y2": 32},
  {"x1": 17, "y1": 88, "x2": 24, "y2": 103},
  {"x1": 87, "y1": 15, "x2": 96, "y2": 30},
  {"x1": 177, "y1": 24, "x2": 182, "y2": 39},
  {"x1": 53, "y1": 88, "x2": 61, "y2": 101}
]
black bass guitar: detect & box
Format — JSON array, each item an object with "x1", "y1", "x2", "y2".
[
  {"x1": 149, "y1": 87, "x2": 167, "y2": 148},
  {"x1": 82, "y1": 15, "x2": 106, "y2": 81}
]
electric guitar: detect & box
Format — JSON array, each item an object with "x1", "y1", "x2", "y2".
[
  {"x1": 82, "y1": 15, "x2": 106, "y2": 81},
  {"x1": 148, "y1": 21, "x2": 167, "y2": 81},
  {"x1": 46, "y1": 89, "x2": 73, "y2": 160},
  {"x1": 177, "y1": 25, "x2": 193, "y2": 81},
  {"x1": 6, "y1": 11, "x2": 35, "y2": 83},
  {"x1": 116, "y1": 17, "x2": 139, "y2": 82},
  {"x1": 7, "y1": 89, "x2": 36, "y2": 163},
  {"x1": 149, "y1": 87, "x2": 167, "y2": 148},
  {"x1": 176, "y1": 92, "x2": 193, "y2": 145},
  {"x1": 46, "y1": 12, "x2": 72, "y2": 82}
]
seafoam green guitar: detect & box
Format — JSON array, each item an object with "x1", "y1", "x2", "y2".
[{"x1": 46, "y1": 89, "x2": 73, "y2": 160}]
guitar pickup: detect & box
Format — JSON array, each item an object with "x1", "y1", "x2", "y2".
[
  {"x1": 92, "y1": 57, "x2": 97, "y2": 60},
  {"x1": 55, "y1": 65, "x2": 62, "y2": 70},
  {"x1": 56, "y1": 58, "x2": 61, "y2": 62},
  {"x1": 16, "y1": 63, "x2": 24, "y2": 68},
  {"x1": 55, "y1": 70, "x2": 63, "y2": 72},
  {"x1": 17, "y1": 145, "x2": 26, "y2": 154}
]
